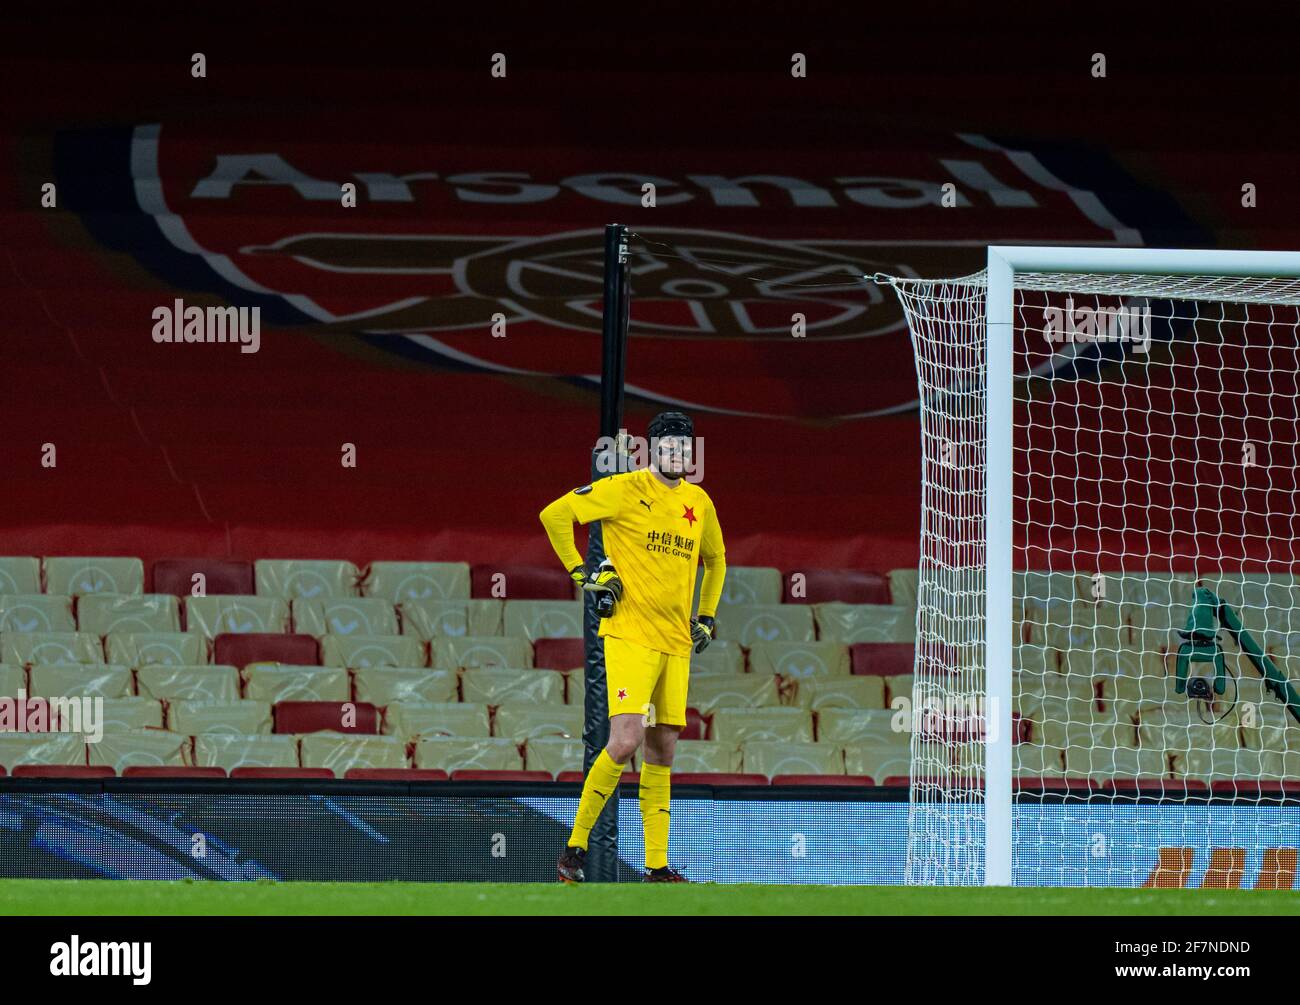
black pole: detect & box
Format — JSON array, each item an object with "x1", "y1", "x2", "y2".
[{"x1": 584, "y1": 222, "x2": 630, "y2": 882}]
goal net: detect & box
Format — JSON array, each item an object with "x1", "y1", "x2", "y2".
[{"x1": 882, "y1": 248, "x2": 1300, "y2": 887}]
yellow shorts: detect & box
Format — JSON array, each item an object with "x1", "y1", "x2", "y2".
[{"x1": 603, "y1": 635, "x2": 689, "y2": 727}]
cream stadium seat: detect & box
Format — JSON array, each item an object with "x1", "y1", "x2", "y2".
[
  {"x1": 44, "y1": 557, "x2": 144, "y2": 597},
  {"x1": 28, "y1": 663, "x2": 131, "y2": 699},
  {"x1": 2, "y1": 631, "x2": 103, "y2": 666},
  {"x1": 748, "y1": 641, "x2": 850, "y2": 679},
  {"x1": 292, "y1": 597, "x2": 398, "y2": 637},
  {"x1": 1171, "y1": 742, "x2": 1278, "y2": 785},
  {"x1": 686, "y1": 674, "x2": 780, "y2": 716},
  {"x1": 88, "y1": 730, "x2": 189, "y2": 772},
  {"x1": 689, "y1": 640, "x2": 745, "y2": 675},
  {"x1": 353, "y1": 667, "x2": 458, "y2": 706},
  {"x1": 1064, "y1": 744, "x2": 1169, "y2": 781},
  {"x1": 300, "y1": 732, "x2": 407, "y2": 774},
  {"x1": 397, "y1": 599, "x2": 503, "y2": 640},
  {"x1": 697, "y1": 566, "x2": 781, "y2": 608},
  {"x1": 1041, "y1": 601, "x2": 1126, "y2": 654},
  {"x1": 742, "y1": 741, "x2": 842, "y2": 778},
  {"x1": 0, "y1": 664, "x2": 24, "y2": 696},
  {"x1": 714, "y1": 604, "x2": 815, "y2": 645},
  {"x1": 524, "y1": 736, "x2": 585, "y2": 775},
  {"x1": 363, "y1": 561, "x2": 471, "y2": 602},
  {"x1": 1137, "y1": 708, "x2": 1239, "y2": 759},
  {"x1": 169, "y1": 700, "x2": 273, "y2": 736},
  {"x1": 710, "y1": 707, "x2": 814, "y2": 744},
  {"x1": 816, "y1": 708, "x2": 901, "y2": 745},
  {"x1": 195, "y1": 734, "x2": 298, "y2": 771},
  {"x1": 887, "y1": 568, "x2": 920, "y2": 608},
  {"x1": 254, "y1": 559, "x2": 361, "y2": 599},
  {"x1": 671, "y1": 739, "x2": 742, "y2": 774},
  {"x1": 0, "y1": 595, "x2": 75, "y2": 633},
  {"x1": 787, "y1": 676, "x2": 886, "y2": 710},
  {"x1": 1014, "y1": 642, "x2": 1057, "y2": 676},
  {"x1": 1015, "y1": 739, "x2": 1069, "y2": 777},
  {"x1": 319, "y1": 634, "x2": 425, "y2": 669},
  {"x1": 136, "y1": 665, "x2": 241, "y2": 703},
  {"x1": 1201, "y1": 573, "x2": 1300, "y2": 641},
  {"x1": 242, "y1": 663, "x2": 349, "y2": 703},
  {"x1": 461, "y1": 668, "x2": 565, "y2": 706},
  {"x1": 94, "y1": 698, "x2": 164, "y2": 731},
  {"x1": 0, "y1": 732, "x2": 85, "y2": 769},
  {"x1": 106, "y1": 632, "x2": 207, "y2": 668},
  {"x1": 1037, "y1": 717, "x2": 1139, "y2": 757},
  {"x1": 0, "y1": 558, "x2": 40, "y2": 595},
  {"x1": 565, "y1": 671, "x2": 584, "y2": 706},
  {"x1": 503, "y1": 600, "x2": 583, "y2": 642},
  {"x1": 78, "y1": 594, "x2": 180, "y2": 635},
  {"x1": 494, "y1": 705, "x2": 584, "y2": 741},
  {"x1": 185, "y1": 596, "x2": 291, "y2": 638},
  {"x1": 431, "y1": 635, "x2": 531, "y2": 670},
  {"x1": 414, "y1": 736, "x2": 522, "y2": 772},
  {"x1": 384, "y1": 701, "x2": 491, "y2": 740},
  {"x1": 882, "y1": 674, "x2": 913, "y2": 705},
  {"x1": 812, "y1": 603, "x2": 915, "y2": 644},
  {"x1": 842, "y1": 735, "x2": 912, "y2": 782}
]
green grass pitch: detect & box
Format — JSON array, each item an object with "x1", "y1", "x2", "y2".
[{"x1": 1, "y1": 879, "x2": 1296, "y2": 915}]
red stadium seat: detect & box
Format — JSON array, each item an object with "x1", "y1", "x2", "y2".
[
  {"x1": 344, "y1": 768, "x2": 449, "y2": 781},
  {"x1": 668, "y1": 773, "x2": 768, "y2": 786},
  {"x1": 1103, "y1": 777, "x2": 1207, "y2": 796},
  {"x1": 12, "y1": 765, "x2": 114, "y2": 778},
  {"x1": 123, "y1": 766, "x2": 228, "y2": 778},
  {"x1": 274, "y1": 701, "x2": 380, "y2": 735},
  {"x1": 230, "y1": 767, "x2": 336, "y2": 780},
  {"x1": 533, "y1": 637, "x2": 584, "y2": 670},
  {"x1": 450, "y1": 770, "x2": 553, "y2": 782},
  {"x1": 471, "y1": 565, "x2": 574, "y2": 600},
  {"x1": 783, "y1": 569, "x2": 890, "y2": 604},
  {"x1": 214, "y1": 632, "x2": 320, "y2": 669},
  {"x1": 0, "y1": 766, "x2": 5, "y2": 776},
  {"x1": 850, "y1": 643, "x2": 915, "y2": 677},
  {"x1": 1015, "y1": 776, "x2": 1096, "y2": 794},
  {"x1": 881, "y1": 775, "x2": 911, "y2": 788},
  {"x1": 557, "y1": 770, "x2": 641, "y2": 784},
  {"x1": 1211, "y1": 780, "x2": 1300, "y2": 798},
  {"x1": 682, "y1": 707, "x2": 705, "y2": 741},
  {"x1": 153, "y1": 558, "x2": 255, "y2": 597},
  {"x1": 772, "y1": 774, "x2": 876, "y2": 786}
]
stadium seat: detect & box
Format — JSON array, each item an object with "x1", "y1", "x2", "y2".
[
  {"x1": 0, "y1": 732, "x2": 85, "y2": 769},
  {"x1": 12, "y1": 765, "x2": 113, "y2": 778},
  {"x1": 817, "y1": 708, "x2": 900, "y2": 745},
  {"x1": 532, "y1": 637, "x2": 584, "y2": 670},
  {"x1": 742, "y1": 741, "x2": 843, "y2": 777},
  {"x1": 292, "y1": 597, "x2": 399, "y2": 637},
  {"x1": 690, "y1": 640, "x2": 745, "y2": 675},
  {"x1": 244, "y1": 663, "x2": 349, "y2": 703},
  {"x1": 471, "y1": 565, "x2": 575, "y2": 600},
  {"x1": 503, "y1": 600, "x2": 584, "y2": 641},
  {"x1": 670, "y1": 739, "x2": 741, "y2": 774},
  {"x1": 713, "y1": 604, "x2": 815, "y2": 645},
  {"x1": 431, "y1": 635, "x2": 531, "y2": 670},
  {"x1": 710, "y1": 707, "x2": 814, "y2": 744},
  {"x1": 300, "y1": 732, "x2": 406, "y2": 772},
  {"x1": 451, "y1": 769, "x2": 552, "y2": 782},
  {"x1": 344, "y1": 768, "x2": 449, "y2": 781},
  {"x1": 397, "y1": 599, "x2": 503, "y2": 640},
  {"x1": 362, "y1": 561, "x2": 471, "y2": 602},
  {"x1": 699, "y1": 566, "x2": 781, "y2": 607},
  {"x1": 78, "y1": 594, "x2": 180, "y2": 635},
  {"x1": 685, "y1": 674, "x2": 780, "y2": 715},
  {"x1": 94, "y1": 698, "x2": 165, "y2": 731},
  {"x1": 136, "y1": 664, "x2": 241, "y2": 702},
  {"x1": 384, "y1": 701, "x2": 491, "y2": 740},
  {"x1": 0, "y1": 594, "x2": 75, "y2": 632},
  {"x1": 843, "y1": 736, "x2": 912, "y2": 782},
  {"x1": 683, "y1": 707, "x2": 705, "y2": 740},
  {"x1": 494, "y1": 705, "x2": 584, "y2": 741},
  {"x1": 565, "y1": 671, "x2": 584, "y2": 706},
  {"x1": 1175, "y1": 746, "x2": 1282, "y2": 786},
  {"x1": 462, "y1": 668, "x2": 566, "y2": 706},
  {"x1": 29, "y1": 664, "x2": 131, "y2": 699},
  {"x1": 414, "y1": 736, "x2": 523, "y2": 772},
  {"x1": 354, "y1": 667, "x2": 458, "y2": 706},
  {"x1": 788, "y1": 676, "x2": 886, "y2": 710},
  {"x1": 782, "y1": 569, "x2": 889, "y2": 605},
  {"x1": 319, "y1": 634, "x2": 422, "y2": 669},
  {"x1": 44, "y1": 557, "x2": 144, "y2": 596},
  {"x1": 849, "y1": 642, "x2": 915, "y2": 677},
  {"x1": 123, "y1": 766, "x2": 227, "y2": 778},
  {"x1": 882, "y1": 674, "x2": 913, "y2": 705},
  {"x1": 186, "y1": 596, "x2": 291, "y2": 638},
  {"x1": 748, "y1": 640, "x2": 851, "y2": 679},
  {"x1": 666, "y1": 773, "x2": 768, "y2": 786},
  {"x1": 1013, "y1": 642, "x2": 1057, "y2": 676},
  {"x1": 88, "y1": 730, "x2": 189, "y2": 773},
  {"x1": 195, "y1": 734, "x2": 298, "y2": 771},
  {"x1": 887, "y1": 568, "x2": 919, "y2": 608},
  {"x1": 106, "y1": 631, "x2": 207, "y2": 667},
  {"x1": 0, "y1": 557, "x2": 40, "y2": 595},
  {"x1": 773, "y1": 774, "x2": 875, "y2": 786},
  {"x1": 2, "y1": 631, "x2": 104, "y2": 666},
  {"x1": 524, "y1": 736, "x2": 584, "y2": 775},
  {"x1": 275, "y1": 701, "x2": 380, "y2": 735},
  {"x1": 254, "y1": 560, "x2": 361, "y2": 599},
  {"x1": 215, "y1": 633, "x2": 319, "y2": 668},
  {"x1": 152, "y1": 559, "x2": 255, "y2": 597},
  {"x1": 1064, "y1": 745, "x2": 1169, "y2": 781},
  {"x1": 169, "y1": 700, "x2": 273, "y2": 736},
  {"x1": 231, "y1": 767, "x2": 336, "y2": 780},
  {"x1": 813, "y1": 603, "x2": 915, "y2": 644},
  {"x1": 1014, "y1": 740, "x2": 1068, "y2": 776},
  {"x1": 0, "y1": 664, "x2": 25, "y2": 696}
]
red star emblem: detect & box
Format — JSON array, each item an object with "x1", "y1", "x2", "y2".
[
  {"x1": 617, "y1": 688, "x2": 627, "y2": 701},
  {"x1": 681, "y1": 505, "x2": 698, "y2": 527}
]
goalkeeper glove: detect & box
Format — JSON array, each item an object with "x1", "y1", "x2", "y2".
[
  {"x1": 580, "y1": 560, "x2": 623, "y2": 618},
  {"x1": 691, "y1": 615, "x2": 715, "y2": 654}
]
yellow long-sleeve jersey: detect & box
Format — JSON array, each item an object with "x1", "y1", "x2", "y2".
[{"x1": 539, "y1": 468, "x2": 726, "y2": 658}]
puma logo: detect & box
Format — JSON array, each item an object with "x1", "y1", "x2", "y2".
[{"x1": 639, "y1": 499, "x2": 653, "y2": 512}]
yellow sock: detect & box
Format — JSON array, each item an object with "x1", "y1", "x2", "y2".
[
  {"x1": 639, "y1": 760, "x2": 672, "y2": 870},
  {"x1": 567, "y1": 748, "x2": 625, "y2": 850}
]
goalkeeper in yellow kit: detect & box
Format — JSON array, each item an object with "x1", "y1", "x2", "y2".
[{"x1": 539, "y1": 411, "x2": 726, "y2": 882}]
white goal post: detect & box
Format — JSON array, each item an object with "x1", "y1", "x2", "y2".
[{"x1": 883, "y1": 246, "x2": 1300, "y2": 888}]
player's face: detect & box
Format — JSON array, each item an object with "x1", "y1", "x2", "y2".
[{"x1": 653, "y1": 435, "x2": 692, "y2": 478}]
